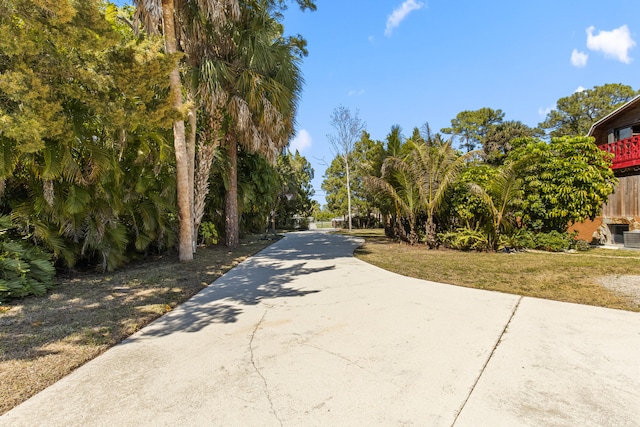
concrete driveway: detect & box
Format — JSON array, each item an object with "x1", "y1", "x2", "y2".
[{"x1": 2, "y1": 230, "x2": 640, "y2": 426}]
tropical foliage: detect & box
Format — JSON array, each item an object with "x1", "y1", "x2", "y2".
[
  {"x1": 1, "y1": 0, "x2": 177, "y2": 272},
  {"x1": 0, "y1": 0, "x2": 316, "y2": 299},
  {"x1": 323, "y1": 84, "x2": 624, "y2": 252},
  {"x1": 508, "y1": 136, "x2": 617, "y2": 232},
  {"x1": 0, "y1": 216, "x2": 55, "y2": 302},
  {"x1": 0, "y1": 0, "x2": 630, "y2": 302}
]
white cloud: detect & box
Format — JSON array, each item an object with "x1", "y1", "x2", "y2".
[
  {"x1": 385, "y1": 0, "x2": 425, "y2": 37},
  {"x1": 574, "y1": 86, "x2": 586, "y2": 93},
  {"x1": 570, "y1": 49, "x2": 588, "y2": 67},
  {"x1": 348, "y1": 89, "x2": 365, "y2": 96},
  {"x1": 538, "y1": 106, "x2": 552, "y2": 117},
  {"x1": 586, "y1": 25, "x2": 636, "y2": 64},
  {"x1": 289, "y1": 129, "x2": 312, "y2": 153}
]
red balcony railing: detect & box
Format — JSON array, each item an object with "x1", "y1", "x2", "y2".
[{"x1": 599, "y1": 135, "x2": 640, "y2": 169}]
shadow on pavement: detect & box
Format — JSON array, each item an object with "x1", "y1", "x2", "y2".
[{"x1": 125, "y1": 232, "x2": 360, "y2": 339}]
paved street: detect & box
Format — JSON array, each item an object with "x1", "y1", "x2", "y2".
[{"x1": 2, "y1": 230, "x2": 640, "y2": 426}]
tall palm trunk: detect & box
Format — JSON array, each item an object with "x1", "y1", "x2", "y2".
[
  {"x1": 187, "y1": 96, "x2": 197, "y2": 253},
  {"x1": 425, "y1": 215, "x2": 437, "y2": 249},
  {"x1": 225, "y1": 133, "x2": 240, "y2": 249},
  {"x1": 162, "y1": 0, "x2": 193, "y2": 261},
  {"x1": 193, "y1": 111, "x2": 222, "y2": 242}
]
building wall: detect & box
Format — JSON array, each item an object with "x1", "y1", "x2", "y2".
[
  {"x1": 573, "y1": 175, "x2": 640, "y2": 243},
  {"x1": 581, "y1": 99, "x2": 640, "y2": 244},
  {"x1": 602, "y1": 174, "x2": 640, "y2": 217},
  {"x1": 570, "y1": 217, "x2": 602, "y2": 242}
]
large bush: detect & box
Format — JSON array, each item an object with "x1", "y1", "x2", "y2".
[{"x1": 508, "y1": 136, "x2": 617, "y2": 232}]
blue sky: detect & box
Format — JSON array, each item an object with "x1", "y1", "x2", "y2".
[
  {"x1": 115, "y1": 1, "x2": 640, "y2": 206},
  {"x1": 281, "y1": 0, "x2": 640, "y2": 205}
]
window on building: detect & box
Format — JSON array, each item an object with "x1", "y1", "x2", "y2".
[{"x1": 615, "y1": 127, "x2": 632, "y2": 141}]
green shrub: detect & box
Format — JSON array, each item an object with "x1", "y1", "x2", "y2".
[
  {"x1": 0, "y1": 216, "x2": 56, "y2": 302},
  {"x1": 570, "y1": 238, "x2": 591, "y2": 251},
  {"x1": 533, "y1": 230, "x2": 573, "y2": 252},
  {"x1": 439, "y1": 227, "x2": 490, "y2": 251},
  {"x1": 502, "y1": 230, "x2": 589, "y2": 252},
  {"x1": 199, "y1": 221, "x2": 219, "y2": 245},
  {"x1": 500, "y1": 229, "x2": 536, "y2": 250}
]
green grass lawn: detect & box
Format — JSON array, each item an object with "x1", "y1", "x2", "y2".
[{"x1": 348, "y1": 229, "x2": 640, "y2": 312}]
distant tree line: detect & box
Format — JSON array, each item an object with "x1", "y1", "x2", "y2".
[{"x1": 323, "y1": 83, "x2": 636, "y2": 250}]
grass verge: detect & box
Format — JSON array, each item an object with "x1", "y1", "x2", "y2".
[
  {"x1": 0, "y1": 235, "x2": 274, "y2": 415},
  {"x1": 348, "y1": 229, "x2": 640, "y2": 312}
]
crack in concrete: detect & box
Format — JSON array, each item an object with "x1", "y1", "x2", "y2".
[
  {"x1": 451, "y1": 296, "x2": 523, "y2": 426},
  {"x1": 301, "y1": 343, "x2": 367, "y2": 370},
  {"x1": 249, "y1": 310, "x2": 283, "y2": 427}
]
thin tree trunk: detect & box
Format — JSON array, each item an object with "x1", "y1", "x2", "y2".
[
  {"x1": 225, "y1": 133, "x2": 240, "y2": 249},
  {"x1": 162, "y1": 0, "x2": 192, "y2": 261},
  {"x1": 187, "y1": 95, "x2": 197, "y2": 253}
]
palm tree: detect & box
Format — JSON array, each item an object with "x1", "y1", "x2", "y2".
[
  {"x1": 132, "y1": 0, "x2": 240, "y2": 260},
  {"x1": 195, "y1": 0, "x2": 303, "y2": 248},
  {"x1": 410, "y1": 139, "x2": 472, "y2": 247},
  {"x1": 368, "y1": 139, "x2": 472, "y2": 247},
  {"x1": 469, "y1": 164, "x2": 521, "y2": 250},
  {"x1": 366, "y1": 160, "x2": 422, "y2": 244}
]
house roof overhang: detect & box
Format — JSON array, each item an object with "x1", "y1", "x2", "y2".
[{"x1": 588, "y1": 94, "x2": 640, "y2": 137}]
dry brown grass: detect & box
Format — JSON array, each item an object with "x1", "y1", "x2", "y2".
[
  {"x1": 352, "y1": 230, "x2": 640, "y2": 312},
  {"x1": 0, "y1": 235, "x2": 273, "y2": 415}
]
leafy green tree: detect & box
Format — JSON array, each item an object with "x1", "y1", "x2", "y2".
[
  {"x1": 420, "y1": 122, "x2": 450, "y2": 148},
  {"x1": 540, "y1": 83, "x2": 638, "y2": 137},
  {"x1": 202, "y1": 148, "x2": 276, "y2": 236},
  {"x1": 132, "y1": 0, "x2": 315, "y2": 252},
  {"x1": 445, "y1": 164, "x2": 498, "y2": 230},
  {"x1": 132, "y1": 0, "x2": 217, "y2": 260},
  {"x1": 322, "y1": 131, "x2": 383, "y2": 226},
  {"x1": 482, "y1": 120, "x2": 541, "y2": 165},
  {"x1": 350, "y1": 131, "x2": 385, "y2": 227},
  {"x1": 409, "y1": 127, "x2": 425, "y2": 145},
  {"x1": 441, "y1": 108, "x2": 504, "y2": 152},
  {"x1": 322, "y1": 156, "x2": 348, "y2": 216},
  {"x1": 385, "y1": 125, "x2": 404, "y2": 157},
  {"x1": 237, "y1": 151, "x2": 281, "y2": 233},
  {"x1": 200, "y1": 148, "x2": 314, "y2": 235},
  {"x1": 312, "y1": 203, "x2": 333, "y2": 221},
  {"x1": 275, "y1": 150, "x2": 315, "y2": 228},
  {"x1": 1, "y1": 0, "x2": 177, "y2": 270},
  {"x1": 508, "y1": 136, "x2": 617, "y2": 232}
]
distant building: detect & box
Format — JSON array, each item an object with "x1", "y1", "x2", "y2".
[{"x1": 573, "y1": 95, "x2": 640, "y2": 247}]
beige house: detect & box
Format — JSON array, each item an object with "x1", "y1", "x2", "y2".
[{"x1": 572, "y1": 95, "x2": 640, "y2": 246}]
